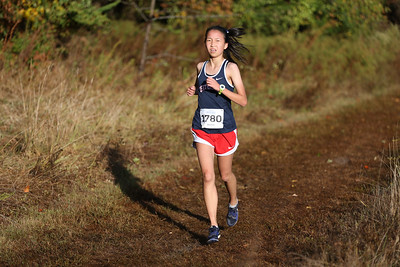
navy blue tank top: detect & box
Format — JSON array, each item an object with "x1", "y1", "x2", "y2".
[{"x1": 192, "y1": 59, "x2": 237, "y2": 134}]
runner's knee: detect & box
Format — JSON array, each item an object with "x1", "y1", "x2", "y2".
[
  {"x1": 220, "y1": 172, "x2": 234, "y2": 183},
  {"x1": 202, "y1": 171, "x2": 215, "y2": 183}
]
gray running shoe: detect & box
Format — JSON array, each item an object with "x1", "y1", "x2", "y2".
[
  {"x1": 207, "y1": 226, "x2": 220, "y2": 244},
  {"x1": 226, "y1": 203, "x2": 238, "y2": 227}
]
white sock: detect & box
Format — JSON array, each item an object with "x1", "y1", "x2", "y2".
[{"x1": 229, "y1": 199, "x2": 238, "y2": 208}]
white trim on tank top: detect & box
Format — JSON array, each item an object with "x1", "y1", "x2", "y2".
[{"x1": 198, "y1": 59, "x2": 234, "y2": 88}]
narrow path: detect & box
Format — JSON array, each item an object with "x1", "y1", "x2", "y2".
[
  {"x1": 234, "y1": 92, "x2": 400, "y2": 265},
  {"x1": 105, "y1": 92, "x2": 400, "y2": 266}
]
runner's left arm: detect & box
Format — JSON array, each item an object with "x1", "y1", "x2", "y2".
[{"x1": 206, "y1": 63, "x2": 247, "y2": 107}]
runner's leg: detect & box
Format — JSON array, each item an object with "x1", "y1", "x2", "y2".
[
  {"x1": 196, "y1": 143, "x2": 218, "y2": 226},
  {"x1": 217, "y1": 153, "x2": 238, "y2": 206}
]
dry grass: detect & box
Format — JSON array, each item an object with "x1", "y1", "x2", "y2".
[
  {"x1": 354, "y1": 137, "x2": 400, "y2": 265},
  {"x1": 1, "y1": 21, "x2": 400, "y2": 265},
  {"x1": 303, "y1": 136, "x2": 400, "y2": 266},
  {"x1": 0, "y1": 52, "x2": 197, "y2": 264}
]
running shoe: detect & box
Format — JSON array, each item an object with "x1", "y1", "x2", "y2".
[
  {"x1": 226, "y1": 203, "x2": 238, "y2": 227},
  {"x1": 207, "y1": 226, "x2": 220, "y2": 244}
]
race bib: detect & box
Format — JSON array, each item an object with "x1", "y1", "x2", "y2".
[{"x1": 200, "y1": 109, "x2": 224, "y2": 129}]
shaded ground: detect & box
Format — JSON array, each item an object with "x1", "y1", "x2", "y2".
[{"x1": 98, "y1": 92, "x2": 400, "y2": 265}]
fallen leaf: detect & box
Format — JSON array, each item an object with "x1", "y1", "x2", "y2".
[
  {"x1": 24, "y1": 185, "x2": 30, "y2": 193},
  {"x1": 181, "y1": 175, "x2": 190, "y2": 180}
]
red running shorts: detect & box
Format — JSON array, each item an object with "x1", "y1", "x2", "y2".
[{"x1": 191, "y1": 128, "x2": 239, "y2": 156}]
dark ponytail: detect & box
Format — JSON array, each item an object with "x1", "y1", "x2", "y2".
[{"x1": 205, "y1": 25, "x2": 249, "y2": 65}]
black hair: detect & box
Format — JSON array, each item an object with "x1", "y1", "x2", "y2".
[{"x1": 204, "y1": 25, "x2": 249, "y2": 65}]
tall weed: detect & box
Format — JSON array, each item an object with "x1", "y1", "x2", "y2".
[
  {"x1": 0, "y1": 59, "x2": 143, "y2": 219},
  {"x1": 327, "y1": 137, "x2": 400, "y2": 266},
  {"x1": 238, "y1": 25, "x2": 400, "y2": 136},
  {"x1": 360, "y1": 137, "x2": 400, "y2": 265}
]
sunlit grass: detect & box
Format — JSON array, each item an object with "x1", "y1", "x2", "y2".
[
  {"x1": 1, "y1": 22, "x2": 400, "y2": 265},
  {"x1": 336, "y1": 137, "x2": 400, "y2": 266}
]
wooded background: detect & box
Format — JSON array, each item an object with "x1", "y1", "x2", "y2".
[{"x1": 1, "y1": 0, "x2": 400, "y2": 70}]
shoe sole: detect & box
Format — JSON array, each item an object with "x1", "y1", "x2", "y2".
[
  {"x1": 227, "y1": 220, "x2": 237, "y2": 227},
  {"x1": 207, "y1": 234, "x2": 221, "y2": 244}
]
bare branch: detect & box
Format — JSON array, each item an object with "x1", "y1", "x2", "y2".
[
  {"x1": 139, "y1": 0, "x2": 156, "y2": 72},
  {"x1": 119, "y1": 1, "x2": 236, "y2": 23},
  {"x1": 152, "y1": 14, "x2": 236, "y2": 21},
  {"x1": 121, "y1": 0, "x2": 149, "y2": 22}
]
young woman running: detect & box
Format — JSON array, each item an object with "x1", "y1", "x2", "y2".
[{"x1": 186, "y1": 25, "x2": 248, "y2": 244}]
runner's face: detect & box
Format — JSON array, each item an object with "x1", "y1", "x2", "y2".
[{"x1": 205, "y1": 30, "x2": 228, "y2": 58}]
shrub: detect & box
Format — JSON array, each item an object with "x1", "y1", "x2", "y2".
[
  {"x1": 233, "y1": 0, "x2": 386, "y2": 36},
  {"x1": 0, "y1": 0, "x2": 119, "y2": 65}
]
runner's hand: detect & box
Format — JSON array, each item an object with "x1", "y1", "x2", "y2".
[
  {"x1": 187, "y1": 85, "x2": 196, "y2": 96},
  {"x1": 206, "y1": 77, "x2": 219, "y2": 91}
]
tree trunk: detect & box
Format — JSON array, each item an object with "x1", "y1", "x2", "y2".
[{"x1": 139, "y1": 0, "x2": 156, "y2": 72}]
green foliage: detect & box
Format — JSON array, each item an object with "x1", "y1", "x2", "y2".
[
  {"x1": 233, "y1": 0, "x2": 319, "y2": 35},
  {"x1": 327, "y1": 0, "x2": 386, "y2": 35},
  {"x1": 149, "y1": 0, "x2": 234, "y2": 30},
  {"x1": 18, "y1": 0, "x2": 117, "y2": 34},
  {"x1": 0, "y1": 0, "x2": 118, "y2": 64},
  {"x1": 233, "y1": 0, "x2": 386, "y2": 36}
]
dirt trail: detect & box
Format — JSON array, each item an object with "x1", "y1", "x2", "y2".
[{"x1": 108, "y1": 92, "x2": 400, "y2": 266}]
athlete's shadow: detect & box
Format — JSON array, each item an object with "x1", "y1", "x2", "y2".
[{"x1": 105, "y1": 144, "x2": 208, "y2": 245}]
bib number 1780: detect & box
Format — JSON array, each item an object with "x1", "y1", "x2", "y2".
[{"x1": 200, "y1": 109, "x2": 224, "y2": 129}]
